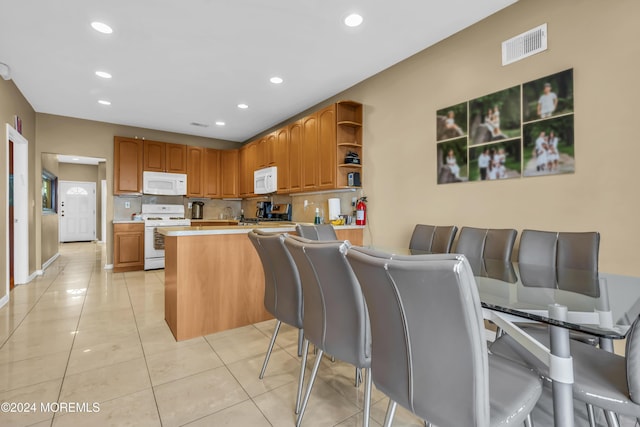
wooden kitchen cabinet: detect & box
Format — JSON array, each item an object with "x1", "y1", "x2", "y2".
[
  {"x1": 220, "y1": 149, "x2": 239, "y2": 198},
  {"x1": 301, "y1": 113, "x2": 319, "y2": 191},
  {"x1": 186, "y1": 146, "x2": 204, "y2": 197},
  {"x1": 240, "y1": 142, "x2": 258, "y2": 197},
  {"x1": 113, "y1": 223, "x2": 145, "y2": 272},
  {"x1": 143, "y1": 140, "x2": 187, "y2": 173},
  {"x1": 275, "y1": 127, "x2": 289, "y2": 192},
  {"x1": 336, "y1": 101, "x2": 363, "y2": 188},
  {"x1": 317, "y1": 104, "x2": 337, "y2": 189},
  {"x1": 204, "y1": 148, "x2": 221, "y2": 198},
  {"x1": 264, "y1": 133, "x2": 276, "y2": 167},
  {"x1": 288, "y1": 121, "x2": 303, "y2": 193},
  {"x1": 238, "y1": 145, "x2": 249, "y2": 197},
  {"x1": 114, "y1": 137, "x2": 144, "y2": 194}
]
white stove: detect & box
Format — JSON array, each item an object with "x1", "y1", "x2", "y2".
[{"x1": 141, "y1": 204, "x2": 190, "y2": 270}]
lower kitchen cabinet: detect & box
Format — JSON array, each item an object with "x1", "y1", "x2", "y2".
[{"x1": 113, "y1": 223, "x2": 144, "y2": 272}]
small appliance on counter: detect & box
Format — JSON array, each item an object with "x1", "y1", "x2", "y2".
[
  {"x1": 191, "y1": 201, "x2": 204, "y2": 219},
  {"x1": 244, "y1": 202, "x2": 291, "y2": 223}
]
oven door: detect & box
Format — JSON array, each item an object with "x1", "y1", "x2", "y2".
[{"x1": 144, "y1": 226, "x2": 165, "y2": 269}]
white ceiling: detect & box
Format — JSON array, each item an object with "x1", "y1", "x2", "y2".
[
  {"x1": 0, "y1": 0, "x2": 517, "y2": 142},
  {"x1": 57, "y1": 154, "x2": 105, "y2": 165}
]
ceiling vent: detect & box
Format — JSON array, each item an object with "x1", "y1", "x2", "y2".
[{"x1": 502, "y1": 24, "x2": 547, "y2": 66}]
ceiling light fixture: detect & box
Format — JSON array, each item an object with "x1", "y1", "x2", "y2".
[
  {"x1": 215, "y1": 121, "x2": 226, "y2": 126},
  {"x1": 95, "y1": 71, "x2": 112, "y2": 79},
  {"x1": 91, "y1": 21, "x2": 113, "y2": 34},
  {"x1": 237, "y1": 103, "x2": 249, "y2": 109},
  {"x1": 270, "y1": 76, "x2": 283, "y2": 84},
  {"x1": 344, "y1": 13, "x2": 364, "y2": 27},
  {"x1": 98, "y1": 99, "x2": 111, "y2": 105}
]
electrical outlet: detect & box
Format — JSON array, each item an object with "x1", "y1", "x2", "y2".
[
  {"x1": 125, "y1": 201, "x2": 130, "y2": 209},
  {"x1": 352, "y1": 197, "x2": 357, "y2": 207},
  {"x1": 188, "y1": 202, "x2": 192, "y2": 209},
  {"x1": 303, "y1": 200, "x2": 308, "y2": 209}
]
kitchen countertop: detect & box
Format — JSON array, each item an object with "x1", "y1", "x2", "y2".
[
  {"x1": 113, "y1": 219, "x2": 145, "y2": 224},
  {"x1": 190, "y1": 219, "x2": 239, "y2": 223},
  {"x1": 157, "y1": 223, "x2": 364, "y2": 237}
]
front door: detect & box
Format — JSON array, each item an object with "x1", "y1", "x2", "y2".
[{"x1": 59, "y1": 181, "x2": 96, "y2": 242}]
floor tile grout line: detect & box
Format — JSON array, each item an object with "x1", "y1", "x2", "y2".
[
  {"x1": 123, "y1": 270, "x2": 166, "y2": 427},
  {"x1": 51, "y1": 244, "x2": 100, "y2": 424}
]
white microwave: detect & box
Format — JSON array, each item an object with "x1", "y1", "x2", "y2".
[
  {"x1": 254, "y1": 166, "x2": 277, "y2": 194},
  {"x1": 143, "y1": 171, "x2": 187, "y2": 196}
]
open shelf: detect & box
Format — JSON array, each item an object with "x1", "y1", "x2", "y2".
[
  {"x1": 337, "y1": 142, "x2": 362, "y2": 148},
  {"x1": 336, "y1": 101, "x2": 363, "y2": 189},
  {"x1": 338, "y1": 164, "x2": 362, "y2": 168},
  {"x1": 337, "y1": 120, "x2": 362, "y2": 127}
]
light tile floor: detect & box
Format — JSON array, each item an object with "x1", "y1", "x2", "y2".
[{"x1": 0, "y1": 243, "x2": 634, "y2": 426}]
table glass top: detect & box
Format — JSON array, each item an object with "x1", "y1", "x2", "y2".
[{"x1": 363, "y1": 247, "x2": 640, "y2": 339}]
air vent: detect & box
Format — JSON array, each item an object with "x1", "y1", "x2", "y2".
[
  {"x1": 190, "y1": 122, "x2": 209, "y2": 128},
  {"x1": 502, "y1": 24, "x2": 547, "y2": 66}
]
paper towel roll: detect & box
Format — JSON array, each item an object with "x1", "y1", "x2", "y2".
[{"x1": 328, "y1": 198, "x2": 341, "y2": 220}]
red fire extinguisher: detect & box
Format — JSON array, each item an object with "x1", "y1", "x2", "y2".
[{"x1": 356, "y1": 197, "x2": 367, "y2": 226}]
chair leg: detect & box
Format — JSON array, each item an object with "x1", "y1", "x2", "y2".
[
  {"x1": 363, "y1": 368, "x2": 372, "y2": 427},
  {"x1": 355, "y1": 367, "x2": 362, "y2": 387},
  {"x1": 295, "y1": 339, "x2": 309, "y2": 414},
  {"x1": 296, "y1": 348, "x2": 324, "y2": 427},
  {"x1": 424, "y1": 422, "x2": 433, "y2": 427},
  {"x1": 586, "y1": 403, "x2": 596, "y2": 427},
  {"x1": 495, "y1": 326, "x2": 504, "y2": 339},
  {"x1": 524, "y1": 413, "x2": 534, "y2": 427},
  {"x1": 297, "y1": 328, "x2": 304, "y2": 357},
  {"x1": 259, "y1": 320, "x2": 281, "y2": 379},
  {"x1": 383, "y1": 400, "x2": 397, "y2": 427},
  {"x1": 604, "y1": 410, "x2": 620, "y2": 427}
]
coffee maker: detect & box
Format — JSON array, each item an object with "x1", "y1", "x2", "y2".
[{"x1": 256, "y1": 201, "x2": 271, "y2": 219}]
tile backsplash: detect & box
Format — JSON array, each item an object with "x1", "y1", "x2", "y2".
[
  {"x1": 291, "y1": 190, "x2": 363, "y2": 224},
  {"x1": 185, "y1": 198, "x2": 242, "y2": 220}
]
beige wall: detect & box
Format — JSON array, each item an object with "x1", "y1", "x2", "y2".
[
  {"x1": 40, "y1": 153, "x2": 59, "y2": 264},
  {"x1": 322, "y1": 0, "x2": 638, "y2": 274},
  {"x1": 35, "y1": 113, "x2": 241, "y2": 267},
  {"x1": 0, "y1": 79, "x2": 36, "y2": 300}
]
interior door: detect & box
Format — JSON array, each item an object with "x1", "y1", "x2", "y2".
[
  {"x1": 8, "y1": 141, "x2": 13, "y2": 290},
  {"x1": 59, "y1": 181, "x2": 96, "y2": 242}
]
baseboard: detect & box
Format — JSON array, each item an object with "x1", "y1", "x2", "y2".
[
  {"x1": 42, "y1": 253, "x2": 60, "y2": 271},
  {"x1": 25, "y1": 271, "x2": 39, "y2": 283},
  {"x1": 104, "y1": 264, "x2": 113, "y2": 270},
  {"x1": 0, "y1": 294, "x2": 8, "y2": 309}
]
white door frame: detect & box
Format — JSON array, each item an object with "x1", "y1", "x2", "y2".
[
  {"x1": 6, "y1": 124, "x2": 29, "y2": 291},
  {"x1": 58, "y1": 180, "x2": 96, "y2": 242},
  {"x1": 101, "y1": 179, "x2": 107, "y2": 243}
]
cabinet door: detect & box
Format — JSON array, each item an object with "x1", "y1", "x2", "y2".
[
  {"x1": 256, "y1": 138, "x2": 267, "y2": 169},
  {"x1": 301, "y1": 113, "x2": 318, "y2": 190},
  {"x1": 245, "y1": 143, "x2": 258, "y2": 196},
  {"x1": 265, "y1": 133, "x2": 277, "y2": 167},
  {"x1": 204, "y1": 148, "x2": 221, "y2": 198},
  {"x1": 114, "y1": 137, "x2": 143, "y2": 194},
  {"x1": 238, "y1": 146, "x2": 248, "y2": 197},
  {"x1": 275, "y1": 127, "x2": 289, "y2": 192},
  {"x1": 166, "y1": 143, "x2": 187, "y2": 173},
  {"x1": 220, "y1": 149, "x2": 239, "y2": 198},
  {"x1": 113, "y1": 224, "x2": 144, "y2": 272},
  {"x1": 143, "y1": 140, "x2": 165, "y2": 172},
  {"x1": 186, "y1": 146, "x2": 204, "y2": 197},
  {"x1": 288, "y1": 121, "x2": 303, "y2": 193},
  {"x1": 317, "y1": 104, "x2": 337, "y2": 189}
]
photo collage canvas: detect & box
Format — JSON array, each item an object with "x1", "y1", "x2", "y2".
[{"x1": 436, "y1": 69, "x2": 574, "y2": 184}]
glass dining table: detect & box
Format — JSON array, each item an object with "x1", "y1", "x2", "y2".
[{"x1": 365, "y1": 248, "x2": 640, "y2": 427}]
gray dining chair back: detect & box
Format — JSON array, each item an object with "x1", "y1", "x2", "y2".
[
  {"x1": 346, "y1": 249, "x2": 489, "y2": 426},
  {"x1": 484, "y1": 229, "x2": 517, "y2": 261},
  {"x1": 283, "y1": 236, "x2": 372, "y2": 426},
  {"x1": 409, "y1": 224, "x2": 457, "y2": 253},
  {"x1": 517, "y1": 229, "x2": 558, "y2": 267},
  {"x1": 557, "y1": 232, "x2": 600, "y2": 296},
  {"x1": 347, "y1": 248, "x2": 542, "y2": 427},
  {"x1": 295, "y1": 223, "x2": 338, "y2": 241},
  {"x1": 626, "y1": 317, "x2": 640, "y2": 403},
  {"x1": 455, "y1": 227, "x2": 488, "y2": 260}
]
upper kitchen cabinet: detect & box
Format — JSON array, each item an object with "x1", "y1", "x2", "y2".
[
  {"x1": 317, "y1": 104, "x2": 337, "y2": 190},
  {"x1": 240, "y1": 142, "x2": 258, "y2": 197},
  {"x1": 143, "y1": 140, "x2": 187, "y2": 173},
  {"x1": 204, "y1": 148, "x2": 221, "y2": 198},
  {"x1": 288, "y1": 121, "x2": 303, "y2": 193},
  {"x1": 114, "y1": 137, "x2": 144, "y2": 195},
  {"x1": 186, "y1": 146, "x2": 204, "y2": 197},
  {"x1": 275, "y1": 127, "x2": 289, "y2": 192},
  {"x1": 220, "y1": 149, "x2": 239, "y2": 198},
  {"x1": 301, "y1": 113, "x2": 318, "y2": 191},
  {"x1": 336, "y1": 101, "x2": 363, "y2": 188}
]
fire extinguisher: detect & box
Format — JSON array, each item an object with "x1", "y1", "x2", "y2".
[{"x1": 356, "y1": 197, "x2": 367, "y2": 226}]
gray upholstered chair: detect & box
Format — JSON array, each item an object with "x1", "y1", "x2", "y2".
[
  {"x1": 248, "y1": 230, "x2": 306, "y2": 412},
  {"x1": 408, "y1": 224, "x2": 457, "y2": 253},
  {"x1": 346, "y1": 248, "x2": 541, "y2": 427},
  {"x1": 490, "y1": 316, "x2": 640, "y2": 427},
  {"x1": 455, "y1": 227, "x2": 517, "y2": 262},
  {"x1": 283, "y1": 236, "x2": 372, "y2": 427},
  {"x1": 295, "y1": 223, "x2": 338, "y2": 241},
  {"x1": 455, "y1": 226, "x2": 488, "y2": 259}
]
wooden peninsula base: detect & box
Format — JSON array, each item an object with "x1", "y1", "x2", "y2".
[{"x1": 161, "y1": 225, "x2": 364, "y2": 341}]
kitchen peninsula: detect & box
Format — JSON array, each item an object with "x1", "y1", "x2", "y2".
[{"x1": 158, "y1": 224, "x2": 364, "y2": 340}]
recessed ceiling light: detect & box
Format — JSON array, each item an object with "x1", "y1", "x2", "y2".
[
  {"x1": 98, "y1": 99, "x2": 111, "y2": 105},
  {"x1": 270, "y1": 77, "x2": 283, "y2": 84},
  {"x1": 95, "y1": 71, "x2": 112, "y2": 79},
  {"x1": 344, "y1": 13, "x2": 363, "y2": 27},
  {"x1": 237, "y1": 103, "x2": 249, "y2": 109},
  {"x1": 215, "y1": 121, "x2": 226, "y2": 126},
  {"x1": 91, "y1": 21, "x2": 113, "y2": 34}
]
